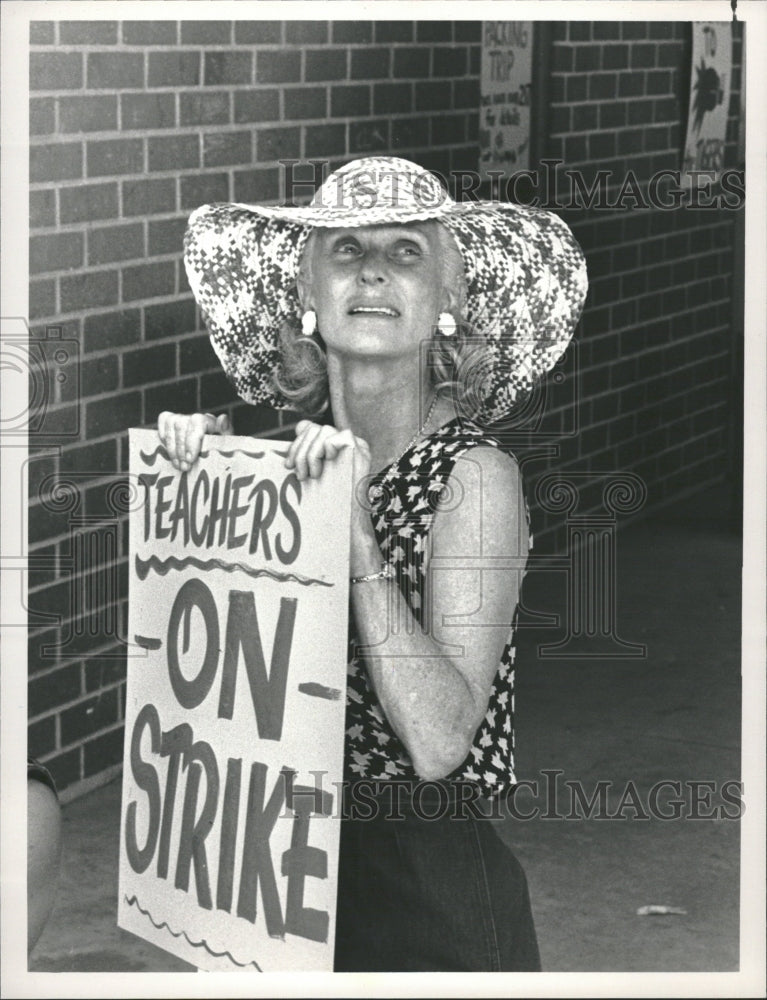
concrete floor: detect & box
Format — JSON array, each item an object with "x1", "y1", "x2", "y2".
[{"x1": 28, "y1": 485, "x2": 744, "y2": 974}]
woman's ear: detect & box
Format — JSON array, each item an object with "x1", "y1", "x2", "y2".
[
  {"x1": 296, "y1": 271, "x2": 311, "y2": 311},
  {"x1": 296, "y1": 234, "x2": 315, "y2": 310},
  {"x1": 436, "y1": 223, "x2": 468, "y2": 318},
  {"x1": 442, "y1": 281, "x2": 467, "y2": 319}
]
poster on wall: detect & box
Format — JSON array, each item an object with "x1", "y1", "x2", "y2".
[
  {"x1": 117, "y1": 429, "x2": 353, "y2": 971},
  {"x1": 682, "y1": 21, "x2": 732, "y2": 181},
  {"x1": 480, "y1": 21, "x2": 533, "y2": 177}
]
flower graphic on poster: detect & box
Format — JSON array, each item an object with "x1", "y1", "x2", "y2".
[
  {"x1": 682, "y1": 22, "x2": 732, "y2": 179},
  {"x1": 692, "y1": 58, "x2": 725, "y2": 132}
]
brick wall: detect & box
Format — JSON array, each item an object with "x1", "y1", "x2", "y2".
[
  {"x1": 533, "y1": 20, "x2": 744, "y2": 537},
  {"x1": 27, "y1": 19, "x2": 744, "y2": 799}
]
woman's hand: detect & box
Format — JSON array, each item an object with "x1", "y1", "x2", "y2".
[
  {"x1": 285, "y1": 421, "x2": 380, "y2": 575},
  {"x1": 157, "y1": 411, "x2": 231, "y2": 472},
  {"x1": 285, "y1": 420, "x2": 370, "y2": 483}
]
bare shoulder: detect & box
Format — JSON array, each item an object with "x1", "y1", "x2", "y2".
[
  {"x1": 432, "y1": 444, "x2": 527, "y2": 555},
  {"x1": 450, "y1": 445, "x2": 524, "y2": 512},
  {"x1": 453, "y1": 443, "x2": 522, "y2": 487}
]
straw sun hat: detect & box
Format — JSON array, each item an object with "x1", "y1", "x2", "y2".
[{"x1": 183, "y1": 156, "x2": 588, "y2": 423}]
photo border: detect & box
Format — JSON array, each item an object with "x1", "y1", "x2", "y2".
[{"x1": 2, "y1": 1, "x2": 764, "y2": 997}]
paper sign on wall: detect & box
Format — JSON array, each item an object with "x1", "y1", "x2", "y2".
[
  {"x1": 480, "y1": 21, "x2": 533, "y2": 177},
  {"x1": 682, "y1": 22, "x2": 732, "y2": 181},
  {"x1": 118, "y1": 430, "x2": 352, "y2": 971}
]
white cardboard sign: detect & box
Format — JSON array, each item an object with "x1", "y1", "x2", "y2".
[{"x1": 118, "y1": 429, "x2": 352, "y2": 971}]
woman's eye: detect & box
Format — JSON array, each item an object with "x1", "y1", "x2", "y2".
[
  {"x1": 394, "y1": 243, "x2": 421, "y2": 258},
  {"x1": 334, "y1": 240, "x2": 360, "y2": 255}
]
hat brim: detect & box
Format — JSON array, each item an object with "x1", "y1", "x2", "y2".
[
  {"x1": 184, "y1": 198, "x2": 588, "y2": 421},
  {"x1": 239, "y1": 199, "x2": 464, "y2": 228}
]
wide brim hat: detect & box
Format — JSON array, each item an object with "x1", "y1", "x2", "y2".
[{"x1": 183, "y1": 156, "x2": 588, "y2": 423}]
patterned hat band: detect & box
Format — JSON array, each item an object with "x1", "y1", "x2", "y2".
[{"x1": 183, "y1": 156, "x2": 589, "y2": 423}]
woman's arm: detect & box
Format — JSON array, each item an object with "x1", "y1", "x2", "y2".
[
  {"x1": 28, "y1": 776, "x2": 62, "y2": 952},
  {"x1": 349, "y1": 446, "x2": 527, "y2": 780},
  {"x1": 286, "y1": 424, "x2": 527, "y2": 779}
]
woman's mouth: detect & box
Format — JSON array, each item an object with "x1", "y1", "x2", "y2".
[{"x1": 348, "y1": 305, "x2": 400, "y2": 317}]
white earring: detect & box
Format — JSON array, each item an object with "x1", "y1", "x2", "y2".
[
  {"x1": 438, "y1": 311, "x2": 457, "y2": 337},
  {"x1": 301, "y1": 310, "x2": 317, "y2": 336}
]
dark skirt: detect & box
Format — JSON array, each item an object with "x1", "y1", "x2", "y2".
[{"x1": 333, "y1": 783, "x2": 540, "y2": 972}]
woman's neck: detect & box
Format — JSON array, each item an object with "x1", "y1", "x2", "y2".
[{"x1": 326, "y1": 354, "x2": 451, "y2": 473}]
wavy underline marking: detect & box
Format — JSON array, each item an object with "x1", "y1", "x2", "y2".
[
  {"x1": 199, "y1": 448, "x2": 265, "y2": 460},
  {"x1": 135, "y1": 554, "x2": 333, "y2": 587},
  {"x1": 134, "y1": 634, "x2": 162, "y2": 650},
  {"x1": 298, "y1": 682, "x2": 342, "y2": 701},
  {"x1": 139, "y1": 445, "x2": 287, "y2": 465},
  {"x1": 123, "y1": 894, "x2": 262, "y2": 971}
]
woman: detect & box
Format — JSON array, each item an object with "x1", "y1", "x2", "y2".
[{"x1": 160, "y1": 156, "x2": 587, "y2": 971}]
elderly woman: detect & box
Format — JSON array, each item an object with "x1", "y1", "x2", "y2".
[{"x1": 159, "y1": 156, "x2": 587, "y2": 971}]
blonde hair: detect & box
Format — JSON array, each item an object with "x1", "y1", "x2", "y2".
[{"x1": 272, "y1": 223, "x2": 496, "y2": 420}]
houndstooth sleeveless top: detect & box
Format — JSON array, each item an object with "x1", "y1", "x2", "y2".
[{"x1": 344, "y1": 416, "x2": 527, "y2": 798}]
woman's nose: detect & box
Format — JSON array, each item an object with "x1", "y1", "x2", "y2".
[{"x1": 357, "y1": 249, "x2": 388, "y2": 284}]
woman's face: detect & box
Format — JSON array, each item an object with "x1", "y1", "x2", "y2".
[{"x1": 300, "y1": 222, "x2": 451, "y2": 361}]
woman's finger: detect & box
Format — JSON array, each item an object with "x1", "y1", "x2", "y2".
[
  {"x1": 285, "y1": 420, "x2": 321, "y2": 470},
  {"x1": 321, "y1": 428, "x2": 355, "y2": 461},
  {"x1": 158, "y1": 411, "x2": 178, "y2": 460},
  {"x1": 162, "y1": 412, "x2": 181, "y2": 465},
  {"x1": 215, "y1": 413, "x2": 232, "y2": 435},
  {"x1": 285, "y1": 419, "x2": 315, "y2": 463},
  {"x1": 290, "y1": 422, "x2": 324, "y2": 480},
  {"x1": 284, "y1": 421, "x2": 310, "y2": 468},
  {"x1": 183, "y1": 413, "x2": 210, "y2": 468},
  {"x1": 305, "y1": 425, "x2": 339, "y2": 479},
  {"x1": 173, "y1": 416, "x2": 190, "y2": 470},
  {"x1": 157, "y1": 411, "x2": 171, "y2": 450}
]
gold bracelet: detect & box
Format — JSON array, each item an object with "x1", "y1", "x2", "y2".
[{"x1": 350, "y1": 562, "x2": 396, "y2": 585}]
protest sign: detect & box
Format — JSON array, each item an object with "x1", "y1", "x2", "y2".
[
  {"x1": 118, "y1": 429, "x2": 352, "y2": 971},
  {"x1": 682, "y1": 22, "x2": 732, "y2": 181},
  {"x1": 480, "y1": 21, "x2": 533, "y2": 177}
]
